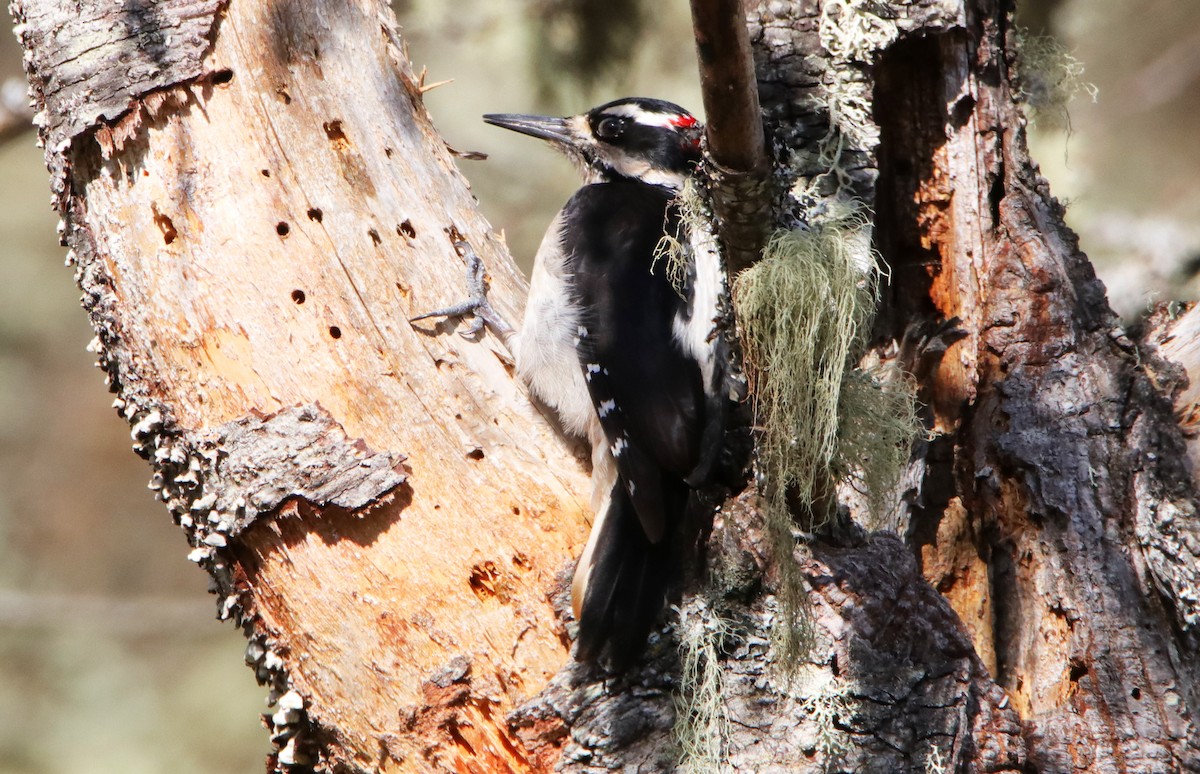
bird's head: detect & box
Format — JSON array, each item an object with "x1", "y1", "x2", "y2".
[{"x1": 483, "y1": 97, "x2": 703, "y2": 190}]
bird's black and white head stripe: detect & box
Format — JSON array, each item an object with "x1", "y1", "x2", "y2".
[{"x1": 484, "y1": 97, "x2": 702, "y2": 190}]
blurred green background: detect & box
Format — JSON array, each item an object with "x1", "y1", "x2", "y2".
[{"x1": 0, "y1": 1, "x2": 1196, "y2": 771}]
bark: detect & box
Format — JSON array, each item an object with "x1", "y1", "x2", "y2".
[
  {"x1": 14, "y1": 0, "x2": 1200, "y2": 772},
  {"x1": 871, "y1": 11, "x2": 1200, "y2": 769},
  {"x1": 516, "y1": 0, "x2": 1200, "y2": 769}
]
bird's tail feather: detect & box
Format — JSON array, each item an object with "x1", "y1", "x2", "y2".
[{"x1": 573, "y1": 482, "x2": 677, "y2": 667}]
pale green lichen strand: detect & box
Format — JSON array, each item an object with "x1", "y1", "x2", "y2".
[
  {"x1": 674, "y1": 597, "x2": 735, "y2": 774},
  {"x1": 734, "y1": 222, "x2": 879, "y2": 511},
  {"x1": 1013, "y1": 26, "x2": 1098, "y2": 126},
  {"x1": 835, "y1": 363, "x2": 922, "y2": 531},
  {"x1": 654, "y1": 177, "x2": 715, "y2": 298},
  {"x1": 732, "y1": 213, "x2": 921, "y2": 668},
  {"x1": 785, "y1": 0, "x2": 901, "y2": 217}
]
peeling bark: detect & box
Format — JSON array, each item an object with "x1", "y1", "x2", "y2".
[{"x1": 187, "y1": 403, "x2": 409, "y2": 536}]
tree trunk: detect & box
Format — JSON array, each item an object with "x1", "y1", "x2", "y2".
[
  {"x1": 13, "y1": 0, "x2": 1200, "y2": 772},
  {"x1": 13, "y1": 0, "x2": 592, "y2": 769}
]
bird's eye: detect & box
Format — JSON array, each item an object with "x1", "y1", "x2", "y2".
[{"x1": 595, "y1": 116, "x2": 626, "y2": 141}]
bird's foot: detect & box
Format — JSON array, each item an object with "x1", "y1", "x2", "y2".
[{"x1": 410, "y1": 241, "x2": 513, "y2": 341}]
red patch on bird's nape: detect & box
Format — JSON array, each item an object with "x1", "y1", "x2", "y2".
[{"x1": 669, "y1": 114, "x2": 702, "y2": 153}]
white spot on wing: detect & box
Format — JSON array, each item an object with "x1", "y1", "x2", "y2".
[
  {"x1": 598, "y1": 399, "x2": 616, "y2": 417},
  {"x1": 610, "y1": 436, "x2": 628, "y2": 457}
]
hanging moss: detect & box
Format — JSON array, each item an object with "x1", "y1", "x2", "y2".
[
  {"x1": 1012, "y1": 26, "x2": 1098, "y2": 127},
  {"x1": 673, "y1": 597, "x2": 734, "y2": 773},
  {"x1": 654, "y1": 177, "x2": 713, "y2": 297},
  {"x1": 734, "y1": 223, "x2": 877, "y2": 513},
  {"x1": 835, "y1": 364, "x2": 921, "y2": 531},
  {"x1": 732, "y1": 217, "x2": 921, "y2": 669}
]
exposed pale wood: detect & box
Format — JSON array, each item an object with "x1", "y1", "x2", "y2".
[
  {"x1": 1139, "y1": 304, "x2": 1200, "y2": 646},
  {"x1": 1153, "y1": 303, "x2": 1200, "y2": 464},
  {"x1": 15, "y1": 0, "x2": 591, "y2": 769}
]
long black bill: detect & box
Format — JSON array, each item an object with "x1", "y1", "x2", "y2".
[{"x1": 482, "y1": 113, "x2": 574, "y2": 144}]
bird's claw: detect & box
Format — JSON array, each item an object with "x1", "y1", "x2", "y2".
[{"x1": 409, "y1": 241, "x2": 512, "y2": 341}]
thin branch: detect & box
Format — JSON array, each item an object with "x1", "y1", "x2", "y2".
[{"x1": 690, "y1": 0, "x2": 772, "y2": 275}]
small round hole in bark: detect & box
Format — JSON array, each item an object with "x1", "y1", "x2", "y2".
[
  {"x1": 469, "y1": 561, "x2": 500, "y2": 599},
  {"x1": 261, "y1": 169, "x2": 271, "y2": 177},
  {"x1": 291, "y1": 290, "x2": 306, "y2": 304},
  {"x1": 276, "y1": 221, "x2": 290, "y2": 237},
  {"x1": 398, "y1": 220, "x2": 416, "y2": 239},
  {"x1": 1131, "y1": 687, "x2": 1142, "y2": 700},
  {"x1": 324, "y1": 120, "x2": 349, "y2": 148},
  {"x1": 466, "y1": 447, "x2": 485, "y2": 461},
  {"x1": 307, "y1": 208, "x2": 323, "y2": 222},
  {"x1": 211, "y1": 69, "x2": 234, "y2": 85},
  {"x1": 384, "y1": 147, "x2": 394, "y2": 158},
  {"x1": 368, "y1": 228, "x2": 381, "y2": 246},
  {"x1": 328, "y1": 326, "x2": 342, "y2": 339},
  {"x1": 154, "y1": 212, "x2": 177, "y2": 245},
  {"x1": 511, "y1": 506, "x2": 520, "y2": 515}
]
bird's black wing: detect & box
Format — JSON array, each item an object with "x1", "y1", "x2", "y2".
[
  {"x1": 564, "y1": 181, "x2": 706, "y2": 543},
  {"x1": 562, "y1": 180, "x2": 711, "y2": 665}
]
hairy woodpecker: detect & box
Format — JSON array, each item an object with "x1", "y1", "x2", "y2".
[{"x1": 482, "y1": 98, "x2": 734, "y2": 666}]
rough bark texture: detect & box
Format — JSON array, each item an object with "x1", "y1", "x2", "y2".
[
  {"x1": 1143, "y1": 305, "x2": 1200, "y2": 645},
  {"x1": 870, "y1": 3, "x2": 1200, "y2": 772},
  {"x1": 13, "y1": 0, "x2": 593, "y2": 770},
  {"x1": 16, "y1": 0, "x2": 1200, "y2": 770}
]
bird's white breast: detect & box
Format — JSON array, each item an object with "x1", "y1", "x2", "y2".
[{"x1": 512, "y1": 209, "x2": 596, "y2": 439}]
